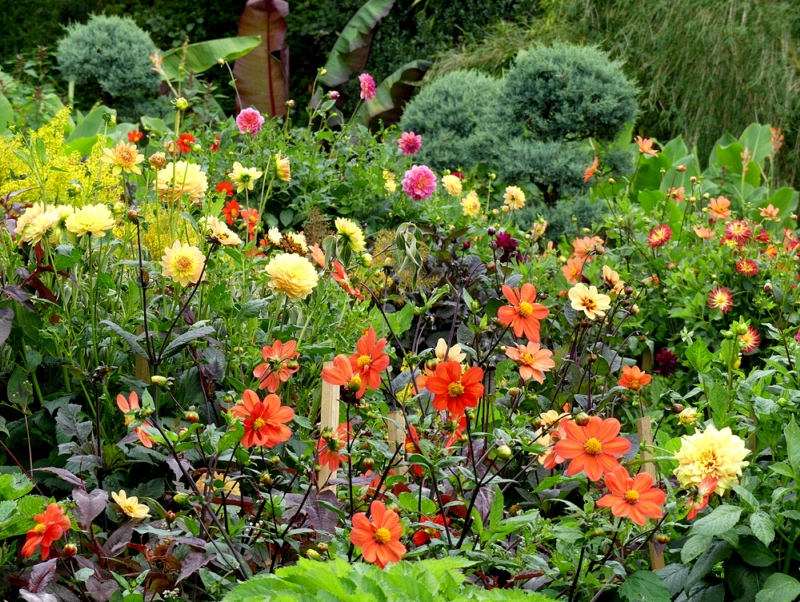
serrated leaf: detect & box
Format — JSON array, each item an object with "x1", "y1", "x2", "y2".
[
  {"x1": 691, "y1": 505, "x2": 742, "y2": 537},
  {"x1": 681, "y1": 534, "x2": 713, "y2": 563},
  {"x1": 756, "y1": 573, "x2": 800, "y2": 602},
  {"x1": 785, "y1": 418, "x2": 800, "y2": 475},
  {"x1": 619, "y1": 570, "x2": 670, "y2": 602},
  {"x1": 686, "y1": 339, "x2": 713, "y2": 373},
  {"x1": 161, "y1": 326, "x2": 215, "y2": 359},
  {"x1": 749, "y1": 511, "x2": 776, "y2": 547}
]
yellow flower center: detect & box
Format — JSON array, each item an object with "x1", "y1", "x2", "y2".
[
  {"x1": 357, "y1": 355, "x2": 372, "y2": 368},
  {"x1": 347, "y1": 375, "x2": 362, "y2": 392},
  {"x1": 624, "y1": 490, "x2": 639, "y2": 504},
  {"x1": 176, "y1": 256, "x2": 192, "y2": 271},
  {"x1": 448, "y1": 382, "x2": 465, "y2": 397},
  {"x1": 405, "y1": 441, "x2": 419, "y2": 454},
  {"x1": 583, "y1": 438, "x2": 603, "y2": 455},
  {"x1": 522, "y1": 353, "x2": 534, "y2": 365},
  {"x1": 518, "y1": 301, "x2": 534, "y2": 318},
  {"x1": 252, "y1": 417, "x2": 266, "y2": 431},
  {"x1": 629, "y1": 380, "x2": 640, "y2": 390},
  {"x1": 582, "y1": 298, "x2": 596, "y2": 311},
  {"x1": 33, "y1": 522, "x2": 47, "y2": 534},
  {"x1": 123, "y1": 502, "x2": 138, "y2": 514},
  {"x1": 373, "y1": 527, "x2": 392, "y2": 544}
]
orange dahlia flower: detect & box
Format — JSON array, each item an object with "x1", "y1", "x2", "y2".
[
  {"x1": 596, "y1": 466, "x2": 666, "y2": 526},
  {"x1": 230, "y1": 390, "x2": 294, "y2": 448},
  {"x1": 21, "y1": 503, "x2": 71, "y2": 560},
  {"x1": 253, "y1": 339, "x2": 300, "y2": 393},
  {"x1": 497, "y1": 283, "x2": 549, "y2": 342},
  {"x1": 553, "y1": 416, "x2": 631, "y2": 481},
  {"x1": 350, "y1": 327, "x2": 390, "y2": 393},
  {"x1": 116, "y1": 391, "x2": 153, "y2": 448},
  {"x1": 322, "y1": 354, "x2": 366, "y2": 398},
  {"x1": 317, "y1": 422, "x2": 351, "y2": 471},
  {"x1": 708, "y1": 196, "x2": 731, "y2": 220},
  {"x1": 617, "y1": 365, "x2": 652, "y2": 391},
  {"x1": 685, "y1": 475, "x2": 717, "y2": 520},
  {"x1": 424, "y1": 361, "x2": 484, "y2": 418},
  {"x1": 350, "y1": 500, "x2": 406, "y2": 568},
  {"x1": 505, "y1": 342, "x2": 555, "y2": 383}
]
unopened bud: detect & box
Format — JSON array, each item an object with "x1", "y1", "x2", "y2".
[
  {"x1": 166, "y1": 511, "x2": 176, "y2": 522},
  {"x1": 508, "y1": 387, "x2": 520, "y2": 397},
  {"x1": 656, "y1": 534, "x2": 670, "y2": 544},
  {"x1": 151, "y1": 375, "x2": 168, "y2": 387},
  {"x1": 63, "y1": 543, "x2": 78, "y2": 557},
  {"x1": 575, "y1": 413, "x2": 590, "y2": 426},
  {"x1": 306, "y1": 549, "x2": 321, "y2": 560},
  {"x1": 496, "y1": 444, "x2": 512, "y2": 460},
  {"x1": 184, "y1": 411, "x2": 200, "y2": 424},
  {"x1": 330, "y1": 91, "x2": 340, "y2": 100},
  {"x1": 149, "y1": 153, "x2": 167, "y2": 169},
  {"x1": 175, "y1": 97, "x2": 189, "y2": 111}
]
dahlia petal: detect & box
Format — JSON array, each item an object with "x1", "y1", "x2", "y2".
[
  {"x1": 603, "y1": 466, "x2": 631, "y2": 496},
  {"x1": 563, "y1": 420, "x2": 589, "y2": 444},
  {"x1": 361, "y1": 540, "x2": 378, "y2": 564},
  {"x1": 374, "y1": 543, "x2": 390, "y2": 568},
  {"x1": 370, "y1": 500, "x2": 386, "y2": 524},
  {"x1": 553, "y1": 438, "x2": 585, "y2": 459},
  {"x1": 583, "y1": 456, "x2": 604, "y2": 481},
  {"x1": 638, "y1": 502, "x2": 664, "y2": 519},
  {"x1": 597, "y1": 418, "x2": 622, "y2": 443},
  {"x1": 627, "y1": 506, "x2": 647, "y2": 526},
  {"x1": 502, "y1": 285, "x2": 520, "y2": 306},
  {"x1": 601, "y1": 437, "x2": 632, "y2": 457},
  {"x1": 595, "y1": 493, "x2": 618, "y2": 509},
  {"x1": 116, "y1": 394, "x2": 130, "y2": 413},
  {"x1": 595, "y1": 453, "x2": 621, "y2": 474},
  {"x1": 566, "y1": 453, "x2": 588, "y2": 476},
  {"x1": 631, "y1": 472, "x2": 654, "y2": 492}
]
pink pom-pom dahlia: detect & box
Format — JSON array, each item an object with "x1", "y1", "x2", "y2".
[
  {"x1": 402, "y1": 165, "x2": 437, "y2": 201},
  {"x1": 397, "y1": 132, "x2": 422, "y2": 155},
  {"x1": 359, "y1": 73, "x2": 376, "y2": 101},
  {"x1": 236, "y1": 108, "x2": 265, "y2": 136}
]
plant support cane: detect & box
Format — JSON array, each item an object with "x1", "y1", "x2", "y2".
[
  {"x1": 318, "y1": 361, "x2": 340, "y2": 492},
  {"x1": 636, "y1": 415, "x2": 664, "y2": 570}
]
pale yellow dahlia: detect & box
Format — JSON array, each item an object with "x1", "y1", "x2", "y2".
[
  {"x1": 568, "y1": 283, "x2": 611, "y2": 320},
  {"x1": 66, "y1": 204, "x2": 117, "y2": 237},
  {"x1": 383, "y1": 170, "x2": 397, "y2": 193},
  {"x1": 265, "y1": 253, "x2": 318, "y2": 301},
  {"x1": 15, "y1": 203, "x2": 44, "y2": 235},
  {"x1": 434, "y1": 338, "x2": 466, "y2": 363},
  {"x1": 229, "y1": 161, "x2": 263, "y2": 193},
  {"x1": 461, "y1": 190, "x2": 481, "y2": 218},
  {"x1": 503, "y1": 186, "x2": 526, "y2": 211},
  {"x1": 160, "y1": 240, "x2": 206, "y2": 286},
  {"x1": 286, "y1": 231, "x2": 308, "y2": 253},
  {"x1": 195, "y1": 471, "x2": 241, "y2": 497},
  {"x1": 102, "y1": 141, "x2": 144, "y2": 175},
  {"x1": 335, "y1": 217, "x2": 366, "y2": 252},
  {"x1": 441, "y1": 174, "x2": 463, "y2": 197},
  {"x1": 267, "y1": 227, "x2": 282, "y2": 245},
  {"x1": 111, "y1": 490, "x2": 151, "y2": 519},
  {"x1": 202, "y1": 215, "x2": 242, "y2": 247},
  {"x1": 157, "y1": 161, "x2": 208, "y2": 203},
  {"x1": 673, "y1": 425, "x2": 749, "y2": 495},
  {"x1": 679, "y1": 407, "x2": 698, "y2": 425},
  {"x1": 19, "y1": 209, "x2": 61, "y2": 245},
  {"x1": 275, "y1": 151, "x2": 291, "y2": 182}
]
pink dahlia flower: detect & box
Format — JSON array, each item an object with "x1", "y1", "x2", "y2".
[
  {"x1": 236, "y1": 108, "x2": 265, "y2": 136},
  {"x1": 359, "y1": 73, "x2": 376, "y2": 101},
  {"x1": 402, "y1": 165, "x2": 437, "y2": 201},
  {"x1": 398, "y1": 132, "x2": 422, "y2": 156}
]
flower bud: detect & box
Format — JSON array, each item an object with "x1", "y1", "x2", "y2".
[
  {"x1": 306, "y1": 549, "x2": 321, "y2": 560},
  {"x1": 672, "y1": 403, "x2": 684, "y2": 413},
  {"x1": 63, "y1": 543, "x2": 78, "y2": 557},
  {"x1": 509, "y1": 503, "x2": 521, "y2": 516},
  {"x1": 149, "y1": 153, "x2": 167, "y2": 169},
  {"x1": 679, "y1": 407, "x2": 697, "y2": 425},
  {"x1": 496, "y1": 444, "x2": 512, "y2": 460},
  {"x1": 173, "y1": 493, "x2": 189, "y2": 506},
  {"x1": 287, "y1": 99, "x2": 296, "y2": 107},
  {"x1": 151, "y1": 375, "x2": 168, "y2": 386},
  {"x1": 656, "y1": 534, "x2": 670, "y2": 544},
  {"x1": 184, "y1": 411, "x2": 200, "y2": 424},
  {"x1": 192, "y1": 143, "x2": 201, "y2": 153},
  {"x1": 508, "y1": 387, "x2": 520, "y2": 397},
  {"x1": 764, "y1": 282, "x2": 772, "y2": 293},
  {"x1": 166, "y1": 511, "x2": 176, "y2": 522},
  {"x1": 330, "y1": 91, "x2": 340, "y2": 100},
  {"x1": 360, "y1": 252, "x2": 373, "y2": 267},
  {"x1": 608, "y1": 178, "x2": 616, "y2": 185},
  {"x1": 319, "y1": 68, "x2": 328, "y2": 76},
  {"x1": 260, "y1": 472, "x2": 272, "y2": 486},
  {"x1": 217, "y1": 58, "x2": 225, "y2": 66},
  {"x1": 317, "y1": 543, "x2": 329, "y2": 552},
  {"x1": 676, "y1": 165, "x2": 687, "y2": 172},
  {"x1": 630, "y1": 304, "x2": 639, "y2": 314},
  {"x1": 175, "y1": 97, "x2": 189, "y2": 111},
  {"x1": 575, "y1": 413, "x2": 590, "y2": 426}
]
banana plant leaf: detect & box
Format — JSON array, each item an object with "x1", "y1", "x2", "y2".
[
  {"x1": 319, "y1": 0, "x2": 395, "y2": 88},
  {"x1": 0, "y1": 93, "x2": 13, "y2": 133},
  {"x1": 356, "y1": 60, "x2": 431, "y2": 128},
  {"x1": 160, "y1": 36, "x2": 262, "y2": 82},
  {"x1": 233, "y1": 0, "x2": 290, "y2": 117}
]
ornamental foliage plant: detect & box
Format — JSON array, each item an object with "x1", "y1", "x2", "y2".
[{"x1": 2, "y1": 50, "x2": 800, "y2": 602}]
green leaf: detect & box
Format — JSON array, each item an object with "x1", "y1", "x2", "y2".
[
  {"x1": 681, "y1": 534, "x2": 713, "y2": 563},
  {"x1": 756, "y1": 574, "x2": 800, "y2": 602},
  {"x1": 0, "y1": 469, "x2": 34, "y2": 501},
  {"x1": 0, "y1": 93, "x2": 13, "y2": 133},
  {"x1": 161, "y1": 326, "x2": 215, "y2": 359},
  {"x1": 216, "y1": 421, "x2": 244, "y2": 455},
  {"x1": 749, "y1": 511, "x2": 775, "y2": 547},
  {"x1": 160, "y1": 36, "x2": 261, "y2": 81},
  {"x1": 691, "y1": 505, "x2": 742, "y2": 537},
  {"x1": 319, "y1": 0, "x2": 396, "y2": 87},
  {"x1": 739, "y1": 123, "x2": 773, "y2": 171},
  {"x1": 489, "y1": 485, "x2": 503, "y2": 532},
  {"x1": 370, "y1": 303, "x2": 415, "y2": 337},
  {"x1": 356, "y1": 60, "x2": 431, "y2": 127},
  {"x1": 730, "y1": 483, "x2": 759, "y2": 510},
  {"x1": 785, "y1": 418, "x2": 800, "y2": 475},
  {"x1": 686, "y1": 540, "x2": 732, "y2": 590},
  {"x1": 619, "y1": 571, "x2": 671, "y2": 602},
  {"x1": 736, "y1": 536, "x2": 777, "y2": 567},
  {"x1": 66, "y1": 105, "x2": 116, "y2": 142},
  {"x1": 709, "y1": 384, "x2": 729, "y2": 428},
  {"x1": 100, "y1": 320, "x2": 149, "y2": 358},
  {"x1": 685, "y1": 339, "x2": 713, "y2": 373}
]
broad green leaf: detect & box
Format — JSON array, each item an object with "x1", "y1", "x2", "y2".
[
  {"x1": 356, "y1": 60, "x2": 431, "y2": 127},
  {"x1": 0, "y1": 93, "x2": 13, "y2": 133},
  {"x1": 738, "y1": 123, "x2": 773, "y2": 171},
  {"x1": 0, "y1": 469, "x2": 34, "y2": 501},
  {"x1": 685, "y1": 339, "x2": 713, "y2": 373},
  {"x1": 66, "y1": 105, "x2": 116, "y2": 142},
  {"x1": 681, "y1": 534, "x2": 712, "y2": 563},
  {"x1": 755, "y1": 573, "x2": 800, "y2": 602},
  {"x1": 619, "y1": 571, "x2": 671, "y2": 602},
  {"x1": 631, "y1": 153, "x2": 672, "y2": 196},
  {"x1": 161, "y1": 326, "x2": 216, "y2": 359},
  {"x1": 730, "y1": 483, "x2": 759, "y2": 510},
  {"x1": 489, "y1": 485, "x2": 503, "y2": 532},
  {"x1": 686, "y1": 540, "x2": 732, "y2": 590},
  {"x1": 691, "y1": 505, "x2": 742, "y2": 537},
  {"x1": 785, "y1": 418, "x2": 800, "y2": 476},
  {"x1": 737, "y1": 535, "x2": 777, "y2": 567},
  {"x1": 161, "y1": 36, "x2": 261, "y2": 81},
  {"x1": 709, "y1": 384, "x2": 729, "y2": 428},
  {"x1": 319, "y1": 0, "x2": 395, "y2": 87}
]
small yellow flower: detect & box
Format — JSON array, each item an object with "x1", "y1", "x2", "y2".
[
  {"x1": 461, "y1": 190, "x2": 481, "y2": 218},
  {"x1": 335, "y1": 217, "x2": 366, "y2": 252},
  {"x1": 265, "y1": 253, "x2": 319, "y2": 301},
  {"x1": 101, "y1": 142, "x2": 144, "y2": 175},
  {"x1": 160, "y1": 240, "x2": 206, "y2": 286},
  {"x1": 111, "y1": 490, "x2": 151, "y2": 519},
  {"x1": 195, "y1": 472, "x2": 241, "y2": 497},
  {"x1": 275, "y1": 151, "x2": 291, "y2": 182},
  {"x1": 267, "y1": 227, "x2": 282, "y2": 245},
  {"x1": 679, "y1": 407, "x2": 697, "y2": 425},
  {"x1": 441, "y1": 175, "x2": 463, "y2": 197},
  {"x1": 18, "y1": 209, "x2": 61, "y2": 245},
  {"x1": 202, "y1": 216, "x2": 242, "y2": 247},
  {"x1": 157, "y1": 161, "x2": 208, "y2": 203},
  {"x1": 503, "y1": 186, "x2": 526, "y2": 211},
  {"x1": 228, "y1": 162, "x2": 263, "y2": 193},
  {"x1": 568, "y1": 283, "x2": 611, "y2": 320},
  {"x1": 65, "y1": 204, "x2": 117, "y2": 237},
  {"x1": 674, "y1": 425, "x2": 749, "y2": 494},
  {"x1": 383, "y1": 170, "x2": 397, "y2": 193}
]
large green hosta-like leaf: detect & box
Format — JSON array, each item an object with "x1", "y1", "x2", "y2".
[
  {"x1": 232, "y1": 0, "x2": 290, "y2": 117},
  {"x1": 160, "y1": 36, "x2": 262, "y2": 82},
  {"x1": 356, "y1": 60, "x2": 431, "y2": 128},
  {"x1": 319, "y1": 0, "x2": 395, "y2": 88}
]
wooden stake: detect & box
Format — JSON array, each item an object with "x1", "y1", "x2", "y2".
[
  {"x1": 318, "y1": 361, "x2": 340, "y2": 491},
  {"x1": 637, "y1": 416, "x2": 665, "y2": 570},
  {"x1": 134, "y1": 326, "x2": 151, "y2": 385},
  {"x1": 386, "y1": 410, "x2": 408, "y2": 476}
]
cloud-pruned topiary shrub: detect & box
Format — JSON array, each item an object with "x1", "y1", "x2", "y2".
[
  {"x1": 399, "y1": 70, "x2": 502, "y2": 172},
  {"x1": 56, "y1": 14, "x2": 160, "y2": 105}
]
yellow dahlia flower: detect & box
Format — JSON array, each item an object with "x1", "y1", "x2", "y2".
[
  {"x1": 275, "y1": 151, "x2": 291, "y2": 182},
  {"x1": 66, "y1": 204, "x2": 117, "y2": 237},
  {"x1": 503, "y1": 186, "x2": 526, "y2": 211},
  {"x1": 383, "y1": 170, "x2": 397, "y2": 193},
  {"x1": 461, "y1": 190, "x2": 481, "y2": 218},
  {"x1": 228, "y1": 161, "x2": 263, "y2": 193},
  {"x1": 160, "y1": 240, "x2": 206, "y2": 286},
  {"x1": 157, "y1": 161, "x2": 208, "y2": 203},
  {"x1": 568, "y1": 283, "x2": 611, "y2": 320},
  {"x1": 18, "y1": 209, "x2": 61, "y2": 245},
  {"x1": 202, "y1": 216, "x2": 242, "y2": 247},
  {"x1": 441, "y1": 174, "x2": 463, "y2": 197},
  {"x1": 195, "y1": 471, "x2": 241, "y2": 497},
  {"x1": 335, "y1": 217, "x2": 366, "y2": 252},
  {"x1": 101, "y1": 141, "x2": 144, "y2": 175},
  {"x1": 265, "y1": 253, "x2": 318, "y2": 301},
  {"x1": 111, "y1": 490, "x2": 151, "y2": 519},
  {"x1": 286, "y1": 231, "x2": 308, "y2": 253},
  {"x1": 674, "y1": 425, "x2": 749, "y2": 495},
  {"x1": 267, "y1": 227, "x2": 282, "y2": 245}
]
